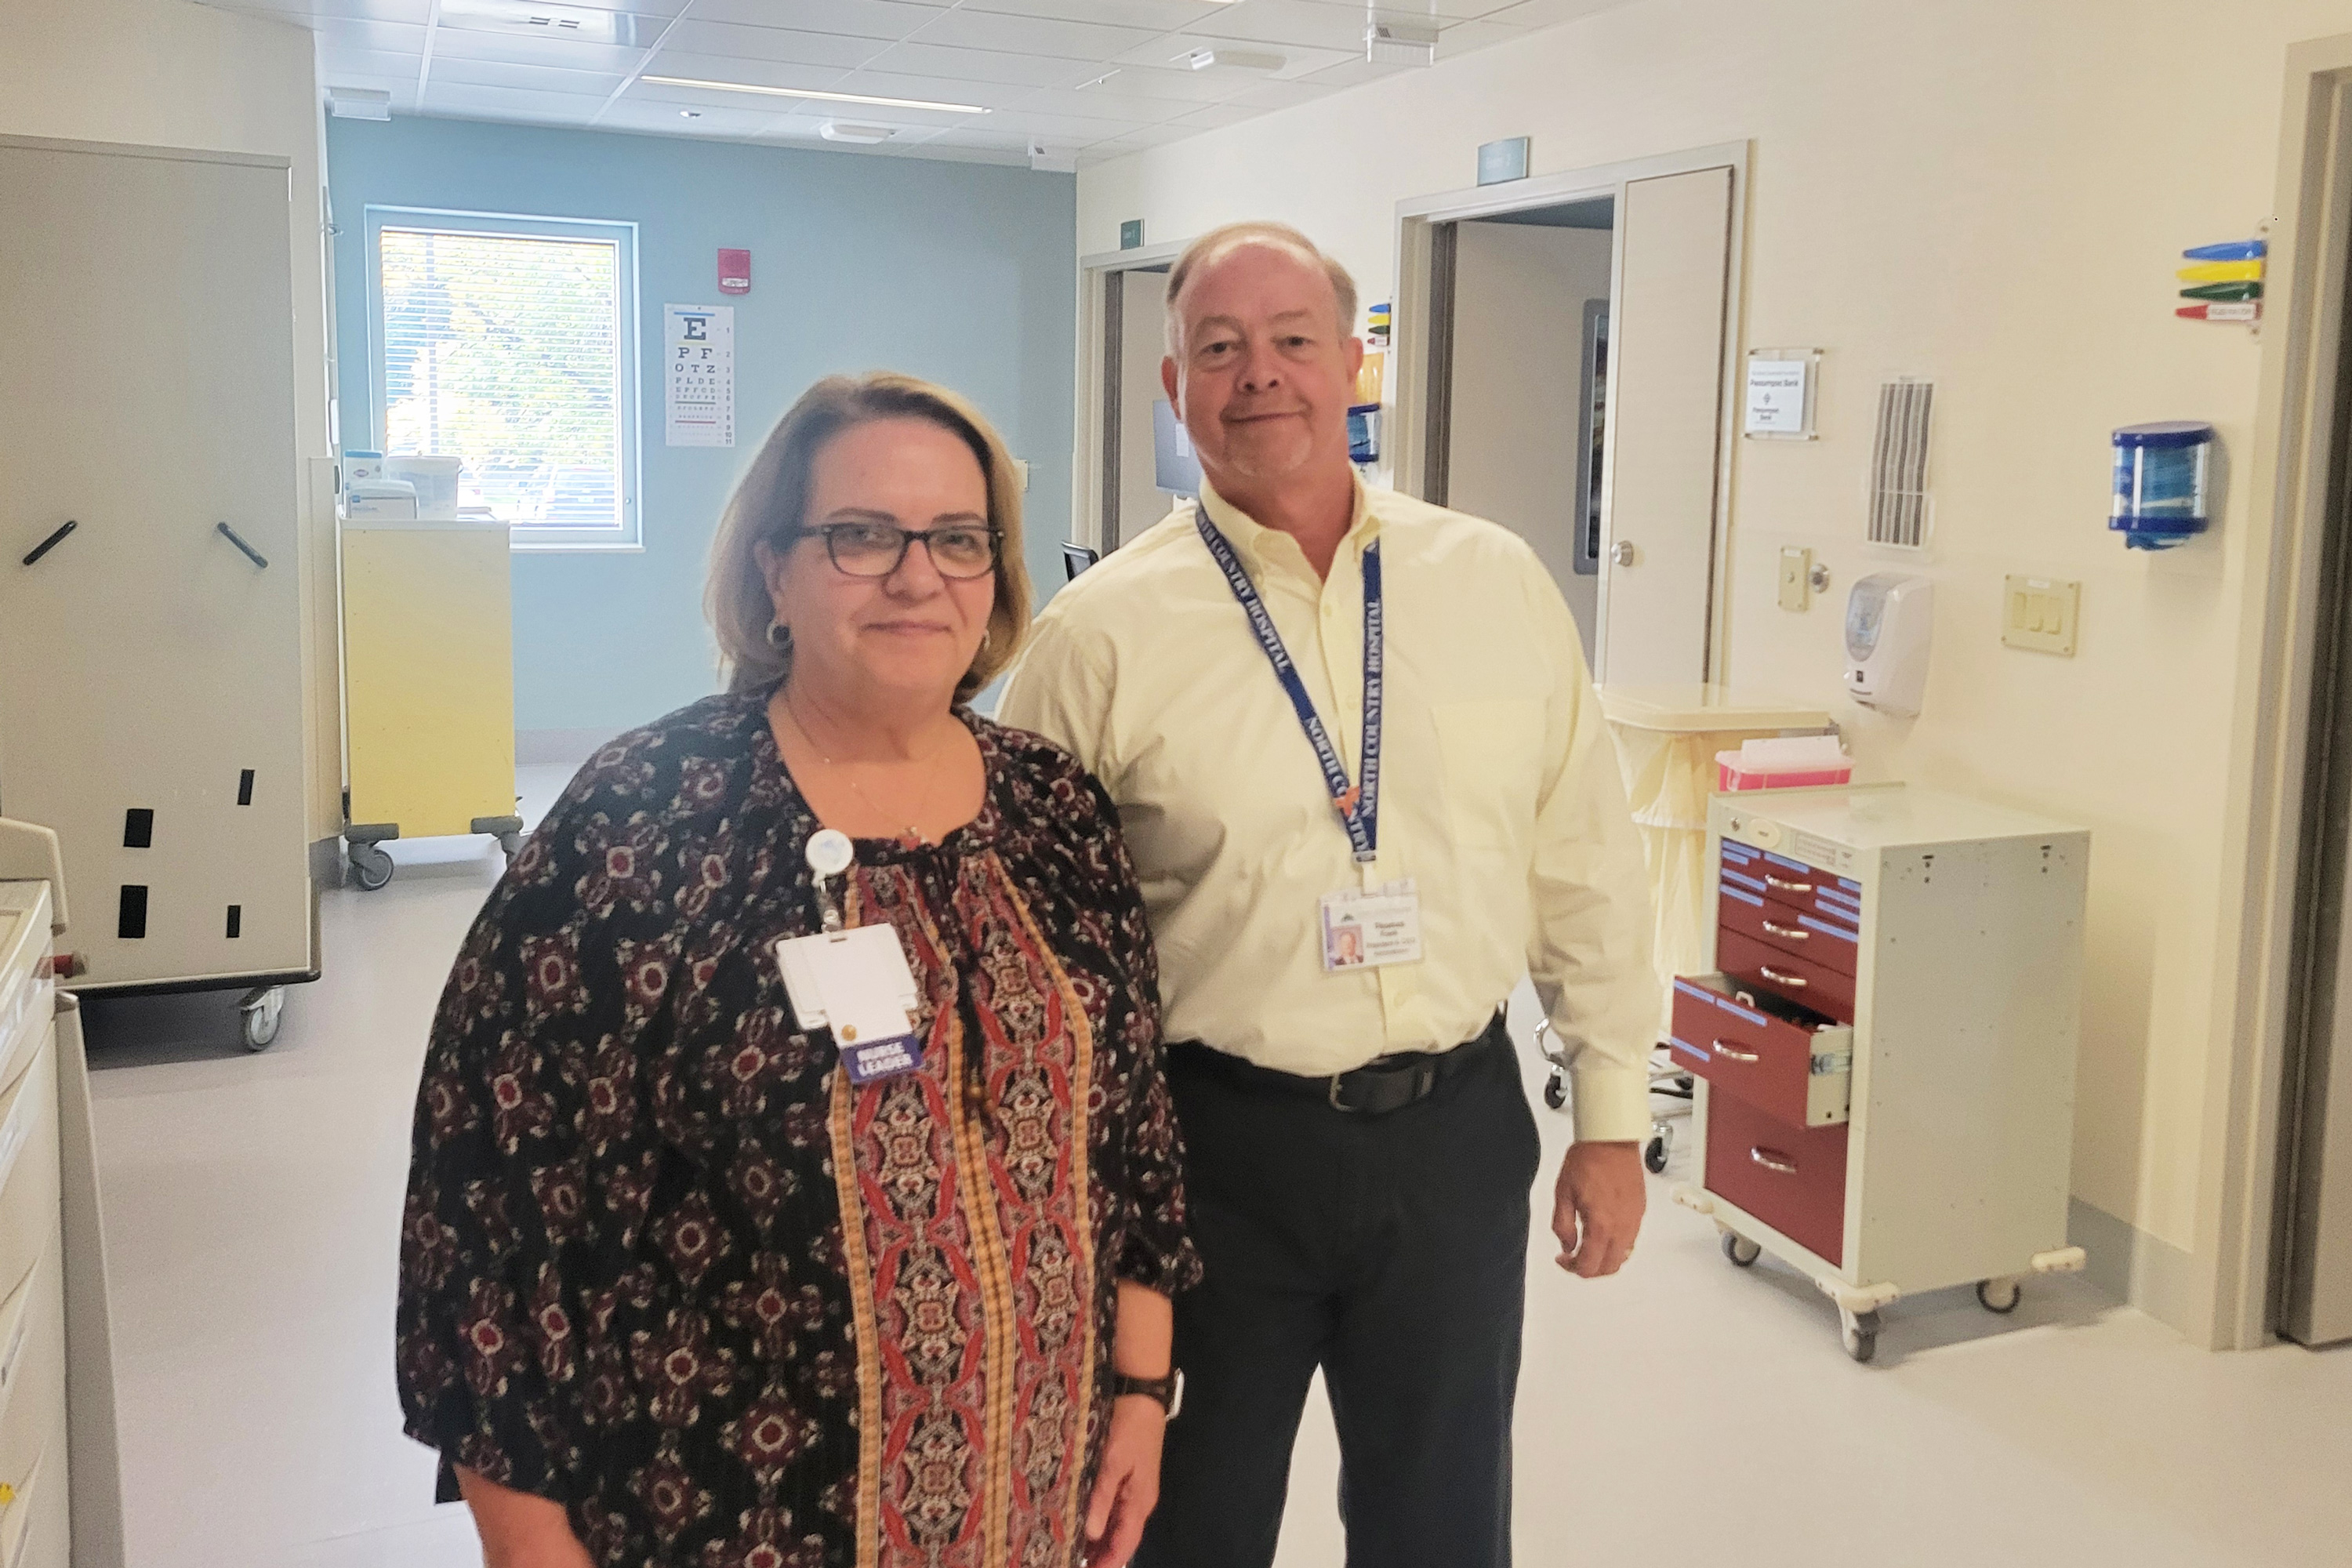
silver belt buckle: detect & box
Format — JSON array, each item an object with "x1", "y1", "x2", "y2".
[{"x1": 1327, "y1": 1073, "x2": 1358, "y2": 1112}]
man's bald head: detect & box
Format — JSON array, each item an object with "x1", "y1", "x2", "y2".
[{"x1": 1163, "y1": 222, "x2": 1359, "y2": 356}]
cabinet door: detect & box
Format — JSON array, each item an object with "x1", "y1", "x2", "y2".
[{"x1": 0, "y1": 140, "x2": 310, "y2": 988}]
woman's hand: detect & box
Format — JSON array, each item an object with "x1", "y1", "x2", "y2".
[
  {"x1": 456, "y1": 1465, "x2": 597, "y2": 1568},
  {"x1": 1083, "y1": 1393, "x2": 1167, "y2": 1566}
]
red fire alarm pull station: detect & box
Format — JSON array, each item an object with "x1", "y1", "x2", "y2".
[{"x1": 718, "y1": 248, "x2": 751, "y2": 295}]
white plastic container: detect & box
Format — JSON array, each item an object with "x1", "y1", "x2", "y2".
[
  {"x1": 384, "y1": 456, "x2": 461, "y2": 521},
  {"x1": 345, "y1": 479, "x2": 419, "y2": 521}
]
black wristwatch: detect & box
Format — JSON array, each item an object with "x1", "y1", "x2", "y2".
[{"x1": 1112, "y1": 1369, "x2": 1183, "y2": 1418}]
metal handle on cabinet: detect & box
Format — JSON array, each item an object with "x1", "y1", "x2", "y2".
[
  {"x1": 20, "y1": 520, "x2": 76, "y2": 567},
  {"x1": 1762, "y1": 873, "x2": 1813, "y2": 895},
  {"x1": 1750, "y1": 1146, "x2": 1799, "y2": 1175},
  {"x1": 1610, "y1": 539, "x2": 1635, "y2": 567},
  {"x1": 1758, "y1": 964, "x2": 1808, "y2": 989},
  {"x1": 1711, "y1": 1038, "x2": 1761, "y2": 1063},
  {"x1": 1761, "y1": 919, "x2": 1809, "y2": 941},
  {"x1": 216, "y1": 521, "x2": 269, "y2": 569}
]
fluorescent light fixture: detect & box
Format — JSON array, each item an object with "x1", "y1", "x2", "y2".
[
  {"x1": 1366, "y1": 15, "x2": 1440, "y2": 65},
  {"x1": 819, "y1": 121, "x2": 897, "y2": 143},
  {"x1": 639, "y1": 75, "x2": 989, "y2": 114},
  {"x1": 1185, "y1": 47, "x2": 1285, "y2": 71},
  {"x1": 326, "y1": 86, "x2": 393, "y2": 121}
]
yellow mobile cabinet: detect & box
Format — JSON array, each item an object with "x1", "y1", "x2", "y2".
[{"x1": 339, "y1": 520, "x2": 521, "y2": 890}]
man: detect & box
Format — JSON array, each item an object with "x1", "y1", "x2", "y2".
[{"x1": 997, "y1": 222, "x2": 1655, "y2": 1568}]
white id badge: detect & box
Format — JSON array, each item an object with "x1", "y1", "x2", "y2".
[
  {"x1": 1319, "y1": 880, "x2": 1424, "y2": 971},
  {"x1": 774, "y1": 924, "x2": 925, "y2": 1084}
]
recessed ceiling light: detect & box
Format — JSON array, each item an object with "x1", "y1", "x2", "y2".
[
  {"x1": 1184, "y1": 47, "x2": 1284, "y2": 71},
  {"x1": 819, "y1": 121, "x2": 898, "y2": 143},
  {"x1": 639, "y1": 74, "x2": 989, "y2": 114}
]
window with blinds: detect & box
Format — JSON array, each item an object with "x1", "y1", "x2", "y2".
[{"x1": 368, "y1": 210, "x2": 639, "y2": 548}]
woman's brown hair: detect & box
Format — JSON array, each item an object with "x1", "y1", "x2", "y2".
[{"x1": 706, "y1": 372, "x2": 1032, "y2": 702}]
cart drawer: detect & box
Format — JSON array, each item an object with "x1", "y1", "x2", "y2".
[
  {"x1": 1718, "y1": 884, "x2": 1861, "y2": 979},
  {"x1": 1717, "y1": 927, "x2": 1855, "y2": 1024},
  {"x1": 1706, "y1": 1086, "x2": 1849, "y2": 1266},
  {"x1": 0, "y1": 1049, "x2": 59, "y2": 1309},
  {"x1": 1668, "y1": 975, "x2": 1852, "y2": 1127},
  {"x1": 1719, "y1": 842, "x2": 1864, "y2": 926}
]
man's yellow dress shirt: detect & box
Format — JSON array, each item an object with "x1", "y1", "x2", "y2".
[{"x1": 996, "y1": 478, "x2": 1657, "y2": 1142}]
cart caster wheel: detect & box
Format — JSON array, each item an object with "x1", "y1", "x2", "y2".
[
  {"x1": 349, "y1": 842, "x2": 394, "y2": 891},
  {"x1": 237, "y1": 985, "x2": 285, "y2": 1052},
  {"x1": 1644, "y1": 1134, "x2": 1670, "y2": 1174},
  {"x1": 1976, "y1": 1277, "x2": 2022, "y2": 1314},
  {"x1": 1841, "y1": 1308, "x2": 1882, "y2": 1363},
  {"x1": 1541, "y1": 1073, "x2": 1567, "y2": 1111},
  {"x1": 1722, "y1": 1232, "x2": 1762, "y2": 1267}
]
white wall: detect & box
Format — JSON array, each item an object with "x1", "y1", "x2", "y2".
[
  {"x1": 1078, "y1": 0, "x2": 2352, "y2": 1338},
  {"x1": 2, "y1": 0, "x2": 337, "y2": 844},
  {"x1": 1447, "y1": 221, "x2": 1613, "y2": 665}
]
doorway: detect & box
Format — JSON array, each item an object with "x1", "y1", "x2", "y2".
[
  {"x1": 1393, "y1": 143, "x2": 1745, "y2": 684},
  {"x1": 1075, "y1": 238, "x2": 1192, "y2": 557}
]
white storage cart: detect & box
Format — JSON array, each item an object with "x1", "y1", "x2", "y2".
[{"x1": 1668, "y1": 784, "x2": 2091, "y2": 1362}]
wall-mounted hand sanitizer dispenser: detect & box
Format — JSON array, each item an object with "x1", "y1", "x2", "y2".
[{"x1": 1844, "y1": 572, "x2": 1933, "y2": 716}]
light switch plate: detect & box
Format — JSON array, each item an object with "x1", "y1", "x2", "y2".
[
  {"x1": 2002, "y1": 575, "x2": 2080, "y2": 655},
  {"x1": 1779, "y1": 546, "x2": 1813, "y2": 612}
]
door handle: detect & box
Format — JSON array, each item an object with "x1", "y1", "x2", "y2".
[
  {"x1": 1610, "y1": 539, "x2": 1635, "y2": 567},
  {"x1": 215, "y1": 521, "x2": 269, "y2": 569},
  {"x1": 20, "y1": 520, "x2": 76, "y2": 567}
]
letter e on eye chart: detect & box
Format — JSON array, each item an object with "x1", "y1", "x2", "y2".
[{"x1": 666, "y1": 303, "x2": 735, "y2": 448}]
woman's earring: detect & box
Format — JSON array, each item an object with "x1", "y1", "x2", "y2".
[{"x1": 765, "y1": 619, "x2": 791, "y2": 652}]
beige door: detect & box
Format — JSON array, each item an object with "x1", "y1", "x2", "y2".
[
  {"x1": 1597, "y1": 165, "x2": 1733, "y2": 684},
  {"x1": 0, "y1": 139, "x2": 310, "y2": 989},
  {"x1": 1113, "y1": 267, "x2": 1174, "y2": 547}
]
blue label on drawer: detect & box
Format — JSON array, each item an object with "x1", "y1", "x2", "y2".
[
  {"x1": 1722, "y1": 867, "x2": 1766, "y2": 896},
  {"x1": 1725, "y1": 886, "x2": 1764, "y2": 909},
  {"x1": 1799, "y1": 913, "x2": 1857, "y2": 943}
]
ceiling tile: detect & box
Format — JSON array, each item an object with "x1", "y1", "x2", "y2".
[
  {"x1": 527, "y1": 0, "x2": 690, "y2": 12},
  {"x1": 685, "y1": 0, "x2": 947, "y2": 40},
  {"x1": 1164, "y1": 99, "x2": 1269, "y2": 131},
  {"x1": 1297, "y1": 55, "x2": 1417, "y2": 89},
  {"x1": 1011, "y1": 84, "x2": 1197, "y2": 123},
  {"x1": 857, "y1": 40, "x2": 1105, "y2": 89},
  {"x1": 803, "y1": 67, "x2": 1038, "y2": 111},
  {"x1": 1434, "y1": 17, "x2": 1530, "y2": 56},
  {"x1": 960, "y1": 0, "x2": 1223, "y2": 27},
  {"x1": 906, "y1": 9, "x2": 1163, "y2": 62},
  {"x1": 653, "y1": 18, "x2": 891, "y2": 68},
  {"x1": 627, "y1": 57, "x2": 855, "y2": 100},
  {"x1": 433, "y1": 6, "x2": 670, "y2": 49},
  {"x1": 1298, "y1": 0, "x2": 1522, "y2": 16},
  {"x1": 1109, "y1": 31, "x2": 1353, "y2": 78},
  {"x1": 426, "y1": 27, "x2": 652, "y2": 74},
  {"x1": 209, "y1": 0, "x2": 436, "y2": 23},
  {"x1": 420, "y1": 82, "x2": 615, "y2": 124},
  {"x1": 306, "y1": 14, "x2": 425, "y2": 49},
  {"x1": 1217, "y1": 75, "x2": 1332, "y2": 111},
  {"x1": 597, "y1": 97, "x2": 783, "y2": 136},
  {"x1": 430, "y1": 56, "x2": 628, "y2": 96},
  {"x1": 993, "y1": 107, "x2": 1153, "y2": 143},
  {"x1": 316, "y1": 49, "x2": 423, "y2": 103},
  {"x1": 1479, "y1": 0, "x2": 1630, "y2": 29},
  {"x1": 1076, "y1": 64, "x2": 1245, "y2": 103},
  {"x1": 1150, "y1": 0, "x2": 1363, "y2": 51}
]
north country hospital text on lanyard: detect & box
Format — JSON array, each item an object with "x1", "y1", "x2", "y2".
[{"x1": 1196, "y1": 510, "x2": 1423, "y2": 973}]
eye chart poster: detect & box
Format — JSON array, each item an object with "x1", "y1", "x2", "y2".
[{"x1": 665, "y1": 303, "x2": 735, "y2": 447}]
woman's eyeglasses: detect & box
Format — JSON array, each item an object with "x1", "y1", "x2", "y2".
[{"x1": 797, "y1": 521, "x2": 1001, "y2": 580}]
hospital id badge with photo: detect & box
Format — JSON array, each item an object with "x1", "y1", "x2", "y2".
[
  {"x1": 1319, "y1": 880, "x2": 1424, "y2": 971},
  {"x1": 774, "y1": 924, "x2": 926, "y2": 1084}
]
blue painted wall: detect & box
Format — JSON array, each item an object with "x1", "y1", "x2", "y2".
[{"x1": 326, "y1": 115, "x2": 1075, "y2": 735}]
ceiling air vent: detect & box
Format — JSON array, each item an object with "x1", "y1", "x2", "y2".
[
  {"x1": 1867, "y1": 378, "x2": 1934, "y2": 549},
  {"x1": 1367, "y1": 13, "x2": 1439, "y2": 66},
  {"x1": 438, "y1": 0, "x2": 635, "y2": 47}
]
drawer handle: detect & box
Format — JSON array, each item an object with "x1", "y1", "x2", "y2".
[
  {"x1": 1711, "y1": 1038, "x2": 1761, "y2": 1063},
  {"x1": 1760, "y1": 919, "x2": 1809, "y2": 941},
  {"x1": 1763, "y1": 873, "x2": 1814, "y2": 894},
  {"x1": 1751, "y1": 1146, "x2": 1799, "y2": 1175},
  {"x1": 1758, "y1": 964, "x2": 1809, "y2": 989}
]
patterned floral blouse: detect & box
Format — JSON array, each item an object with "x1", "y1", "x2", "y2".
[{"x1": 397, "y1": 689, "x2": 1202, "y2": 1568}]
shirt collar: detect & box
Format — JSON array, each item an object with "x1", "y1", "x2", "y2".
[{"x1": 1196, "y1": 474, "x2": 1381, "y2": 578}]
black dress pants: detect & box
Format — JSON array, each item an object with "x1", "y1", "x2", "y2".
[{"x1": 1136, "y1": 1021, "x2": 1542, "y2": 1568}]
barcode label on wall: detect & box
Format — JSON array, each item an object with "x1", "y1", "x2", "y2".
[{"x1": 1868, "y1": 379, "x2": 1934, "y2": 548}]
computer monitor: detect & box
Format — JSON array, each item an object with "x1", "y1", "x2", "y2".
[{"x1": 1061, "y1": 543, "x2": 1100, "y2": 581}]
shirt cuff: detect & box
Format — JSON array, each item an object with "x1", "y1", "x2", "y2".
[{"x1": 1567, "y1": 1058, "x2": 1650, "y2": 1144}]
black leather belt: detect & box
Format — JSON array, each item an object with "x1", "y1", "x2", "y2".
[{"x1": 1168, "y1": 1011, "x2": 1509, "y2": 1116}]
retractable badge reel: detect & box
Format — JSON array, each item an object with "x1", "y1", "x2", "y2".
[{"x1": 775, "y1": 829, "x2": 926, "y2": 1084}]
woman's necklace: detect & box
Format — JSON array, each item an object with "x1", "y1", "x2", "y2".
[{"x1": 780, "y1": 692, "x2": 951, "y2": 847}]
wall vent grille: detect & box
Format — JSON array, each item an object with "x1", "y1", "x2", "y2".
[{"x1": 1867, "y1": 378, "x2": 1934, "y2": 548}]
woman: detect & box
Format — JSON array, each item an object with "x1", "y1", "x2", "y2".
[{"x1": 397, "y1": 372, "x2": 1200, "y2": 1568}]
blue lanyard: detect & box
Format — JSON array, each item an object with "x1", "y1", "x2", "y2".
[{"x1": 1195, "y1": 509, "x2": 1384, "y2": 864}]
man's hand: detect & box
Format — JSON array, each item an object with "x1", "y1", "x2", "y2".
[
  {"x1": 1551, "y1": 1140, "x2": 1646, "y2": 1278},
  {"x1": 1083, "y1": 1394, "x2": 1167, "y2": 1566}
]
